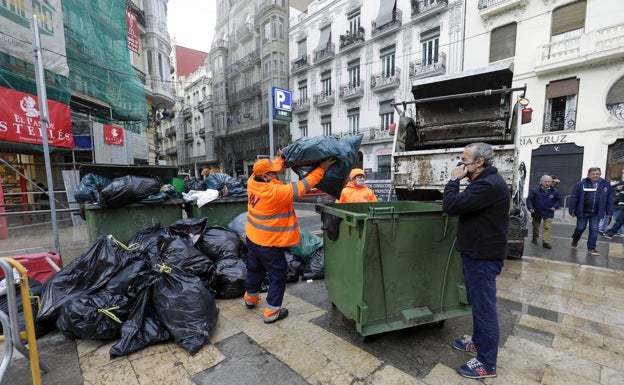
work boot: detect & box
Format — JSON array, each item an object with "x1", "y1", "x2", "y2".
[
  {"x1": 571, "y1": 240, "x2": 578, "y2": 248},
  {"x1": 531, "y1": 238, "x2": 537, "y2": 244},
  {"x1": 264, "y1": 308, "x2": 289, "y2": 324},
  {"x1": 588, "y1": 249, "x2": 600, "y2": 256},
  {"x1": 243, "y1": 292, "x2": 260, "y2": 308},
  {"x1": 542, "y1": 243, "x2": 552, "y2": 249}
]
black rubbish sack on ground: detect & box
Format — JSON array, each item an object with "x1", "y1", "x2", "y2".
[
  {"x1": 227, "y1": 212, "x2": 247, "y2": 241},
  {"x1": 168, "y1": 217, "x2": 208, "y2": 246},
  {"x1": 110, "y1": 286, "x2": 170, "y2": 358},
  {"x1": 204, "y1": 173, "x2": 247, "y2": 197},
  {"x1": 129, "y1": 224, "x2": 172, "y2": 257},
  {"x1": 196, "y1": 226, "x2": 243, "y2": 262},
  {"x1": 281, "y1": 135, "x2": 362, "y2": 199},
  {"x1": 56, "y1": 291, "x2": 131, "y2": 340},
  {"x1": 74, "y1": 173, "x2": 111, "y2": 203},
  {"x1": 151, "y1": 265, "x2": 219, "y2": 356},
  {"x1": 104, "y1": 258, "x2": 152, "y2": 299},
  {"x1": 0, "y1": 278, "x2": 53, "y2": 337},
  {"x1": 302, "y1": 248, "x2": 325, "y2": 280},
  {"x1": 156, "y1": 235, "x2": 216, "y2": 289},
  {"x1": 287, "y1": 230, "x2": 323, "y2": 263},
  {"x1": 98, "y1": 175, "x2": 161, "y2": 208},
  {"x1": 285, "y1": 251, "x2": 304, "y2": 283},
  {"x1": 213, "y1": 257, "x2": 247, "y2": 299},
  {"x1": 37, "y1": 236, "x2": 142, "y2": 322}
]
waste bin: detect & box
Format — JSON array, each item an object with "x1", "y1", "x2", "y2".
[
  {"x1": 83, "y1": 201, "x2": 183, "y2": 244},
  {"x1": 189, "y1": 197, "x2": 248, "y2": 227},
  {"x1": 316, "y1": 201, "x2": 471, "y2": 338}
]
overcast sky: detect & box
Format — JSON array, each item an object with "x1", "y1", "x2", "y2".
[{"x1": 167, "y1": 0, "x2": 216, "y2": 53}]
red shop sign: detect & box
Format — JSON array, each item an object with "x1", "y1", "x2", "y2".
[{"x1": 103, "y1": 124, "x2": 124, "y2": 146}]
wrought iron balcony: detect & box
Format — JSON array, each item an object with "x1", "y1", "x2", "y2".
[
  {"x1": 293, "y1": 98, "x2": 310, "y2": 114},
  {"x1": 370, "y1": 68, "x2": 401, "y2": 92},
  {"x1": 411, "y1": 0, "x2": 448, "y2": 20},
  {"x1": 313, "y1": 43, "x2": 335, "y2": 64},
  {"x1": 542, "y1": 109, "x2": 577, "y2": 132},
  {"x1": 371, "y1": 8, "x2": 402, "y2": 38},
  {"x1": 182, "y1": 106, "x2": 192, "y2": 119},
  {"x1": 184, "y1": 132, "x2": 193, "y2": 142},
  {"x1": 313, "y1": 91, "x2": 335, "y2": 108},
  {"x1": 236, "y1": 22, "x2": 254, "y2": 42},
  {"x1": 291, "y1": 55, "x2": 310, "y2": 74},
  {"x1": 607, "y1": 103, "x2": 624, "y2": 121},
  {"x1": 165, "y1": 127, "x2": 176, "y2": 137},
  {"x1": 339, "y1": 29, "x2": 365, "y2": 52},
  {"x1": 360, "y1": 126, "x2": 392, "y2": 142},
  {"x1": 165, "y1": 147, "x2": 177, "y2": 156},
  {"x1": 409, "y1": 52, "x2": 446, "y2": 79},
  {"x1": 199, "y1": 128, "x2": 206, "y2": 138},
  {"x1": 339, "y1": 81, "x2": 365, "y2": 100}
]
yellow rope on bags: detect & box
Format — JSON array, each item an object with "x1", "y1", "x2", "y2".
[
  {"x1": 155, "y1": 263, "x2": 172, "y2": 274},
  {"x1": 97, "y1": 306, "x2": 123, "y2": 324},
  {"x1": 108, "y1": 235, "x2": 140, "y2": 251}
]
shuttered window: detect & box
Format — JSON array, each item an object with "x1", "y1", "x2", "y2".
[
  {"x1": 546, "y1": 78, "x2": 580, "y2": 99},
  {"x1": 490, "y1": 23, "x2": 517, "y2": 63},
  {"x1": 552, "y1": 1, "x2": 586, "y2": 36}
]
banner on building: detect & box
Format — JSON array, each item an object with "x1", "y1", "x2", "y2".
[
  {"x1": 0, "y1": 86, "x2": 74, "y2": 148},
  {"x1": 103, "y1": 124, "x2": 124, "y2": 146},
  {"x1": 0, "y1": 0, "x2": 69, "y2": 76},
  {"x1": 126, "y1": 10, "x2": 140, "y2": 54}
]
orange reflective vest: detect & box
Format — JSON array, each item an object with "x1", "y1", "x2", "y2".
[
  {"x1": 246, "y1": 166, "x2": 325, "y2": 247},
  {"x1": 336, "y1": 182, "x2": 378, "y2": 203}
]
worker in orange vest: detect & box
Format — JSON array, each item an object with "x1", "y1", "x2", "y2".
[
  {"x1": 336, "y1": 168, "x2": 378, "y2": 203},
  {"x1": 243, "y1": 151, "x2": 336, "y2": 323}
]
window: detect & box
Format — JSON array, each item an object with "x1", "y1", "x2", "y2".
[
  {"x1": 551, "y1": 1, "x2": 586, "y2": 39},
  {"x1": 378, "y1": 155, "x2": 391, "y2": 174},
  {"x1": 347, "y1": 108, "x2": 360, "y2": 135},
  {"x1": 298, "y1": 79, "x2": 308, "y2": 102},
  {"x1": 279, "y1": 53, "x2": 286, "y2": 74},
  {"x1": 297, "y1": 39, "x2": 307, "y2": 58},
  {"x1": 263, "y1": 21, "x2": 271, "y2": 43},
  {"x1": 273, "y1": 17, "x2": 284, "y2": 40},
  {"x1": 299, "y1": 119, "x2": 308, "y2": 137},
  {"x1": 263, "y1": 57, "x2": 270, "y2": 77},
  {"x1": 379, "y1": 99, "x2": 395, "y2": 131},
  {"x1": 347, "y1": 9, "x2": 361, "y2": 35},
  {"x1": 544, "y1": 78, "x2": 579, "y2": 132},
  {"x1": 490, "y1": 23, "x2": 517, "y2": 63},
  {"x1": 420, "y1": 27, "x2": 439, "y2": 66},
  {"x1": 321, "y1": 114, "x2": 332, "y2": 136},
  {"x1": 606, "y1": 76, "x2": 624, "y2": 121},
  {"x1": 317, "y1": 25, "x2": 332, "y2": 52},
  {"x1": 380, "y1": 45, "x2": 395, "y2": 77},
  {"x1": 347, "y1": 58, "x2": 360, "y2": 87},
  {"x1": 321, "y1": 70, "x2": 332, "y2": 96},
  {"x1": 146, "y1": 50, "x2": 153, "y2": 75}
]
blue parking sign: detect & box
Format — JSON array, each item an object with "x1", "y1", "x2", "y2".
[{"x1": 273, "y1": 87, "x2": 292, "y2": 111}]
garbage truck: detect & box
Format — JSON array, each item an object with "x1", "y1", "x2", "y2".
[{"x1": 390, "y1": 61, "x2": 529, "y2": 258}]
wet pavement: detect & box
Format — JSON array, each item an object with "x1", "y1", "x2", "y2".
[{"x1": 3, "y1": 206, "x2": 624, "y2": 385}]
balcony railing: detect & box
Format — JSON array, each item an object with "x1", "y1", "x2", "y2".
[
  {"x1": 339, "y1": 29, "x2": 365, "y2": 51},
  {"x1": 293, "y1": 98, "x2": 310, "y2": 114},
  {"x1": 165, "y1": 147, "x2": 177, "y2": 156},
  {"x1": 165, "y1": 127, "x2": 176, "y2": 137},
  {"x1": 290, "y1": 55, "x2": 310, "y2": 74},
  {"x1": 182, "y1": 106, "x2": 192, "y2": 119},
  {"x1": 543, "y1": 109, "x2": 577, "y2": 132},
  {"x1": 409, "y1": 52, "x2": 446, "y2": 79},
  {"x1": 236, "y1": 22, "x2": 254, "y2": 42},
  {"x1": 370, "y1": 68, "x2": 401, "y2": 91},
  {"x1": 210, "y1": 39, "x2": 228, "y2": 51},
  {"x1": 607, "y1": 103, "x2": 624, "y2": 121},
  {"x1": 313, "y1": 43, "x2": 335, "y2": 64},
  {"x1": 235, "y1": 49, "x2": 260, "y2": 70},
  {"x1": 339, "y1": 81, "x2": 365, "y2": 100},
  {"x1": 184, "y1": 132, "x2": 193, "y2": 142},
  {"x1": 536, "y1": 23, "x2": 624, "y2": 74},
  {"x1": 199, "y1": 128, "x2": 206, "y2": 138},
  {"x1": 313, "y1": 91, "x2": 335, "y2": 108},
  {"x1": 411, "y1": 0, "x2": 448, "y2": 19},
  {"x1": 371, "y1": 9, "x2": 402, "y2": 38}
]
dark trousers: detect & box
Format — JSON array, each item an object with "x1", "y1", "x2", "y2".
[
  {"x1": 245, "y1": 237, "x2": 287, "y2": 309},
  {"x1": 462, "y1": 255, "x2": 504, "y2": 368},
  {"x1": 607, "y1": 210, "x2": 624, "y2": 236}
]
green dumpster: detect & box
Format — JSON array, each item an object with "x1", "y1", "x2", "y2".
[
  {"x1": 189, "y1": 197, "x2": 248, "y2": 227},
  {"x1": 316, "y1": 201, "x2": 470, "y2": 338},
  {"x1": 83, "y1": 200, "x2": 183, "y2": 244}
]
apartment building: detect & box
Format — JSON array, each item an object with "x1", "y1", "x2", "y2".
[{"x1": 464, "y1": 0, "x2": 624, "y2": 198}]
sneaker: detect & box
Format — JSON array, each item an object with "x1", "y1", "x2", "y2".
[
  {"x1": 571, "y1": 240, "x2": 578, "y2": 248},
  {"x1": 542, "y1": 243, "x2": 552, "y2": 249},
  {"x1": 243, "y1": 292, "x2": 260, "y2": 308},
  {"x1": 599, "y1": 230, "x2": 606, "y2": 236},
  {"x1": 457, "y1": 358, "x2": 497, "y2": 379},
  {"x1": 588, "y1": 249, "x2": 600, "y2": 256},
  {"x1": 531, "y1": 238, "x2": 537, "y2": 244},
  {"x1": 603, "y1": 233, "x2": 614, "y2": 240},
  {"x1": 451, "y1": 335, "x2": 477, "y2": 355},
  {"x1": 264, "y1": 308, "x2": 289, "y2": 324}
]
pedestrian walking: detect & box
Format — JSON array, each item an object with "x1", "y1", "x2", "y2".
[
  {"x1": 243, "y1": 151, "x2": 336, "y2": 323},
  {"x1": 526, "y1": 175, "x2": 561, "y2": 249},
  {"x1": 569, "y1": 167, "x2": 613, "y2": 256},
  {"x1": 336, "y1": 168, "x2": 378, "y2": 203},
  {"x1": 603, "y1": 179, "x2": 624, "y2": 239},
  {"x1": 442, "y1": 142, "x2": 508, "y2": 379}
]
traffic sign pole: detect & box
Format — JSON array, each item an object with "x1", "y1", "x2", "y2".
[{"x1": 268, "y1": 87, "x2": 274, "y2": 161}]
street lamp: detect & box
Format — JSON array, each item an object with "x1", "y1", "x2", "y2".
[{"x1": 518, "y1": 96, "x2": 532, "y2": 124}]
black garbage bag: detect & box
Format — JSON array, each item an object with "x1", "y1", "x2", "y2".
[
  {"x1": 37, "y1": 236, "x2": 142, "y2": 321},
  {"x1": 213, "y1": 257, "x2": 247, "y2": 299},
  {"x1": 74, "y1": 173, "x2": 111, "y2": 203},
  {"x1": 0, "y1": 279, "x2": 54, "y2": 337},
  {"x1": 205, "y1": 173, "x2": 247, "y2": 197},
  {"x1": 110, "y1": 286, "x2": 170, "y2": 358},
  {"x1": 129, "y1": 224, "x2": 171, "y2": 257},
  {"x1": 104, "y1": 258, "x2": 152, "y2": 299},
  {"x1": 287, "y1": 230, "x2": 323, "y2": 263},
  {"x1": 282, "y1": 135, "x2": 362, "y2": 199},
  {"x1": 168, "y1": 217, "x2": 208, "y2": 246},
  {"x1": 151, "y1": 265, "x2": 219, "y2": 356},
  {"x1": 196, "y1": 226, "x2": 242, "y2": 262},
  {"x1": 302, "y1": 248, "x2": 325, "y2": 280},
  {"x1": 156, "y1": 235, "x2": 216, "y2": 289},
  {"x1": 56, "y1": 291, "x2": 130, "y2": 340},
  {"x1": 285, "y1": 251, "x2": 304, "y2": 283},
  {"x1": 184, "y1": 177, "x2": 205, "y2": 193},
  {"x1": 98, "y1": 175, "x2": 161, "y2": 208},
  {"x1": 227, "y1": 212, "x2": 247, "y2": 241}
]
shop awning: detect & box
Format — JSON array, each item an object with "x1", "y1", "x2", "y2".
[
  {"x1": 375, "y1": 0, "x2": 396, "y2": 28},
  {"x1": 316, "y1": 26, "x2": 331, "y2": 50}
]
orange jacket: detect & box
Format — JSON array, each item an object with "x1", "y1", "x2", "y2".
[
  {"x1": 246, "y1": 159, "x2": 326, "y2": 247},
  {"x1": 336, "y1": 182, "x2": 378, "y2": 203}
]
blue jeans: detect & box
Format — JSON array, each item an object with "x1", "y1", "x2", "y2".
[
  {"x1": 462, "y1": 255, "x2": 504, "y2": 368},
  {"x1": 607, "y1": 210, "x2": 624, "y2": 236},
  {"x1": 572, "y1": 214, "x2": 601, "y2": 250},
  {"x1": 245, "y1": 238, "x2": 288, "y2": 310}
]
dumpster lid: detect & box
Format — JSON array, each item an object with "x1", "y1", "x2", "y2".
[{"x1": 79, "y1": 163, "x2": 178, "y2": 180}]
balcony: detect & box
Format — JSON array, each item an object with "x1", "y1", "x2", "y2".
[
  {"x1": 339, "y1": 29, "x2": 365, "y2": 53},
  {"x1": 210, "y1": 39, "x2": 228, "y2": 52},
  {"x1": 313, "y1": 43, "x2": 335, "y2": 65},
  {"x1": 313, "y1": 91, "x2": 335, "y2": 108},
  {"x1": 535, "y1": 23, "x2": 624, "y2": 75},
  {"x1": 478, "y1": 0, "x2": 525, "y2": 18},
  {"x1": 199, "y1": 128, "x2": 206, "y2": 138},
  {"x1": 182, "y1": 106, "x2": 192, "y2": 119},
  {"x1": 234, "y1": 49, "x2": 260, "y2": 71},
  {"x1": 371, "y1": 8, "x2": 402, "y2": 39},
  {"x1": 543, "y1": 110, "x2": 577, "y2": 132},
  {"x1": 370, "y1": 68, "x2": 401, "y2": 92},
  {"x1": 197, "y1": 97, "x2": 213, "y2": 112},
  {"x1": 236, "y1": 22, "x2": 254, "y2": 42},
  {"x1": 411, "y1": 0, "x2": 448, "y2": 21},
  {"x1": 293, "y1": 98, "x2": 310, "y2": 114},
  {"x1": 339, "y1": 81, "x2": 365, "y2": 101},
  {"x1": 165, "y1": 147, "x2": 177, "y2": 156},
  {"x1": 184, "y1": 132, "x2": 193, "y2": 142},
  {"x1": 360, "y1": 126, "x2": 393, "y2": 142},
  {"x1": 409, "y1": 52, "x2": 446, "y2": 79},
  {"x1": 165, "y1": 127, "x2": 176, "y2": 137},
  {"x1": 238, "y1": 82, "x2": 262, "y2": 101},
  {"x1": 291, "y1": 55, "x2": 310, "y2": 74}
]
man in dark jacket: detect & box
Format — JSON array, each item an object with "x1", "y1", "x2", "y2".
[
  {"x1": 569, "y1": 167, "x2": 612, "y2": 256},
  {"x1": 526, "y1": 175, "x2": 562, "y2": 249},
  {"x1": 442, "y1": 142, "x2": 508, "y2": 379}
]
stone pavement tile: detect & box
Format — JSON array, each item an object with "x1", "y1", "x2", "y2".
[
  {"x1": 518, "y1": 314, "x2": 608, "y2": 352},
  {"x1": 560, "y1": 314, "x2": 624, "y2": 341},
  {"x1": 505, "y1": 335, "x2": 601, "y2": 383},
  {"x1": 608, "y1": 243, "x2": 624, "y2": 259},
  {"x1": 356, "y1": 363, "x2": 424, "y2": 385},
  {"x1": 171, "y1": 342, "x2": 226, "y2": 376},
  {"x1": 77, "y1": 339, "x2": 118, "y2": 373},
  {"x1": 261, "y1": 333, "x2": 328, "y2": 379},
  {"x1": 552, "y1": 335, "x2": 624, "y2": 371},
  {"x1": 541, "y1": 365, "x2": 600, "y2": 385},
  {"x1": 498, "y1": 345, "x2": 546, "y2": 383},
  {"x1": 129, "y1": 348, "x2": 194, "y2": 385},
  {"x1": 308, "y1": 333, "x2": 382, "y2": 378},
  {"x1": 209, "y1": 311, "x2": 241, "y2": 344},
  {"x1": 423, "y1": 363, "x2": 479, "y2": 385},
  {"x1": 81, "y1": 356, "x2": 138, "y2": 385},
  {"x1": 601, "y1": 366, "x2": 624, "y2": 385},
  {"x1": 278, "y1": 316, "x2": 331, "y2": 345},
  {"x1": 281, "y1": 292, "x2": 326, "y2": 321},
  {"x1": 305, "y1": 361, "x2": 357, "y2": 385}
]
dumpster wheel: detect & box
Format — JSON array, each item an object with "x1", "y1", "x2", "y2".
[{"x1": 436, "y1": 320, "x2": 446, "y2": 329}]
